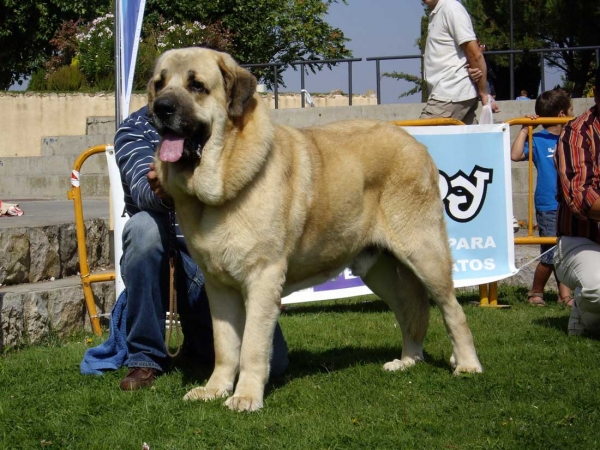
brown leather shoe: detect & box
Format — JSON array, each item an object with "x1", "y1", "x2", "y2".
[{"x1": 119, "y1": 367, "x2": 156, "y2": 391}]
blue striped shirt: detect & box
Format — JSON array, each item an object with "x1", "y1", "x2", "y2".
[{"x1": 114, "y1": 106, "x2": 186, "y2": 248}]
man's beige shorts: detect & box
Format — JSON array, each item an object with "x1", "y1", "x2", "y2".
[
  {"x1": 554, "y1": 236, "x2": 600, "y2": 314},
  {"x1": 420, "y1": 97, "x2": 479, "y2": 125}
]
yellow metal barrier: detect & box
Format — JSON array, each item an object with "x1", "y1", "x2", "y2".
[
  {"x1": 478, "y1": 117, "x2": 571, "y2": 307},
  {"x1": 506, "y1": 117, "x2": 571, "y2": 244},
  {"x1": 67, "y1": 144, "x2": 116, "y2": 336},
  {"x1": 393, "y1": 118, "x2": 466, "y2": 127}
]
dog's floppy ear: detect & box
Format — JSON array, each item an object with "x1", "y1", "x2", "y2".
[{"x1": 218, "y1": 54, "x2": 257, "y2": 118}]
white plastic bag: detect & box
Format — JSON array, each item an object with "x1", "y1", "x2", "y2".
[{"x1": 479, "y1": 95, "x2": 494, "y2": 125}]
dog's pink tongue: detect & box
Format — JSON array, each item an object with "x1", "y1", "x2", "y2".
[{"x1": 159, "y1": 133, "x2": 185, "y2": 162}]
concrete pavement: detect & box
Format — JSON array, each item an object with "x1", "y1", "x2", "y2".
[{"x1": 0, "y1": 199, "x2": 109, "y2": 229}]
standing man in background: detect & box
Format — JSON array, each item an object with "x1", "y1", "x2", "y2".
[{"x1": 420, "y1": 0, "x2": 489, "y2": 124}]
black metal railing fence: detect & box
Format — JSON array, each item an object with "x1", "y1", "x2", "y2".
[{"x1": 242, "y1": 46, "x2": 600, "y2": 109}]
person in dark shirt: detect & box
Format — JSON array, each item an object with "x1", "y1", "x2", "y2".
[{"x1": 553, "y1": 68, "x2": 600, "y2": 336}]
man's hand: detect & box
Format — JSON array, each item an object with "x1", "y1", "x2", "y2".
[
  {"x1": 467, "y1": 65, "x2": 483, "y2": 83},
  {"x1": 148, "y1": 162, "x2": 173, "y2": 206}
]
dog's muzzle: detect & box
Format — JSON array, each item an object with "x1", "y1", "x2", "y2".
[{"x1": 153, "y1": 95, "x2": 207, "y2": 163}]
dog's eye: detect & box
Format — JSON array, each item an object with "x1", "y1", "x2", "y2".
[
  {"x1": 154, "y1": 80, "x2": 164, "y2": 92},
  {"x1": 190, "y1": 81, "x2": 206, "y2": 94}
]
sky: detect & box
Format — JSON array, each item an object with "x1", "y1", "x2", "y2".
[{"x1": 281, "y1": 0, "x2": 426, "y2": 104}]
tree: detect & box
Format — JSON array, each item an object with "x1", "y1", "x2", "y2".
[
  {"x1": 5, "y1": 0, "x2": 351, "y2": 90},
  {"x1": 463, "y1": 0, "x2": 600, "y2": 98},
  {"x1": 536, "y1": 0, "x2": 600, "y2": 97},
  {"x1": 142, "y1": 0, "x2": 352, "y2": 87},
  {"x1": 0, "y1": 0, "x2": 106, "y2": 90},
  {"x1": 384, "y1": 1, "x2": 599, "y2": 101}
]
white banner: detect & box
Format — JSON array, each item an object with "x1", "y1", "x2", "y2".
[
  {"x1": 282, "y1": 124, "x2": 516, "y2": 304},
  {"x1": 117, "y1": 0, "x2": 146, "y2": 122},
  {"x1": 106, "y1": 147, "x2": 127, "y2": 299}
]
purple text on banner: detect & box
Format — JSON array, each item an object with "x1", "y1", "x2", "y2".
[{"x1": 313, "y1": 270, "x2": 365, "y2": 292}]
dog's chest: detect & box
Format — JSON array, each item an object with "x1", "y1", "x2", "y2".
[{"x1": 179, "y1": 207, "x2": 273, "y2": 286}]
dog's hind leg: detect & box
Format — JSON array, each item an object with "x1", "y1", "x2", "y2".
[
  {"x1": 393, "y1": 232, "x2": 483, "y2": 375},
  {"x1": 360, "y1": 252, "x2": 430, "y2": 371}
]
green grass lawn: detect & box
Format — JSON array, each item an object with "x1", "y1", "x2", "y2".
[{"x1": 1, "y1": 285, "x2": 599, "y2": 449}]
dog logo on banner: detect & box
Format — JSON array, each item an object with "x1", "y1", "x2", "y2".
[{"x1": 439, "y1": 166, "x2": 494, "y2": 223}]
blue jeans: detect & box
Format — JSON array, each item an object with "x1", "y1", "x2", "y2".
[
  {"x1": 536, "y1": 209, "x2": 558, "y2": 264},
  {"x1": 121, "y1": 210, "x2": 288, "y2": 375}
]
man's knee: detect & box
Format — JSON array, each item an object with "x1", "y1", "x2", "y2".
[
  {"x1": 420, "y1": 100, "x2": 451, "y2": 120},
  {"x1": 578, "y1": 277, "x2": 600, "y2": 314},
  {"x1": 122, "y1": 211, "x2": 168, "y2": 257}
]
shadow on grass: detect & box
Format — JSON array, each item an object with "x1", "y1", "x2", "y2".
[
  {"x1": 173, "y1": 292, "x2": 493, "y2": 391},
  {"x1": 532, "y1": 315, "x2": 569, "y2": 334},
  {"x1": 174, "y1": 345, "x2": 451, "y2": 393},
  {"x1": 281, "y1": 296, "x2": 479, "y2": 317},
  {"x1": 281, "y1": 297, "x2": 389, "y2": 316},
  {"x1": 532, "y1": 315, "x2": 600, "y2": 341},
  {"x1": 281, "y1": 346, "x2": 448, "y2": 376},
  {"x1": 173, "y1": 356, "x2": 214, "y2": 386},
  {"x1": 268, "y1": 347, "x2": 452, "y2": 396}
]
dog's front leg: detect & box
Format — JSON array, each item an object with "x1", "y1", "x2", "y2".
[
  {"x1": 184, "y1": 279, "x2": 244, "y2": 402},
  {"x1": 225, "y1": 266, "x2": 285, "y2": 412}
]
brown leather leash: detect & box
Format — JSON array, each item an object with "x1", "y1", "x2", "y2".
[{"x1": 166, "y1": 211, "x2": 183, "y2": 357}]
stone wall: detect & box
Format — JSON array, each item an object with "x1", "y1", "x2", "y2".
[
  {"x1": 0, "y1": 217, "x2": 113, "y2": 349},
  {"x1": 0, "y1": 92, "x2": 377, "y2": 158},
  {"x1": 0, "y1": 91, "x2": 593, "y2": 160},
  {"x1": 0, "y1": 280, "x2": 115, "y2": 347},
  {"x1": 0, "y1": 218, "x2": 110, "y2": 285}
]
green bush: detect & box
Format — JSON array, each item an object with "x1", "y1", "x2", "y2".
[
  {"x1": 27, "y1": 68, "x2": 49, "y2": 91},
  {"x1": 73, "y1": 15, "x2": 233, "y2": 92},
  {"x1": 46, "y1": 65, "x2": 88, "y2": 91},
  {"x1": 134, "y1": 34, "x2": 161, "y2": 91},
  {"x1": 34, "y1": 15, "x2": 236, "y2": 92}
]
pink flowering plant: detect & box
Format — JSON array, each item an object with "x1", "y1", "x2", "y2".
[
  {"x1": 157, "y1": 21, "x2": 210, "y2": 49},
  {"x1": 70, "y1": 15, "x2": 233, "y2": 91},
  {"x1": 151, "y1": 18, "x2": 233, "y2": 52},
  {"x1": 76, "y1": 13, "x2": 116, "y2": 89}
]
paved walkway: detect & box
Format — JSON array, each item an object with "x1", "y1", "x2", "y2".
[{"x1": 0, "y1": 199, "x2": 109, "y2": 228}]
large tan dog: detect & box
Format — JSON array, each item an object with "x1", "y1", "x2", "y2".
[{"x1": 150, "y1": 47, "x2": 482, "y2": 411}]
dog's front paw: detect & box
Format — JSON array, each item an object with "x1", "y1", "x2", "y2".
[
  {"x1": 383, "y1": 356, "x2": 422, "y2": 372},
  {"x1": 183, "y1": 386, "x2": 232, "y2": 402},
  {"x1": 225, "y1": 395, "x2": 263, "y2": 412},
  {"x1": 450, "y1": 353, "x2": 456, "y2": 369},
  {"x1": 452, "y1": 363, "x2": 483, "y2": 375},
  {"x1": 450, "y1": 353, "x2": 483, "y2": 375}
]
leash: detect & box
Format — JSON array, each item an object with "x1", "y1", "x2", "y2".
[
  {"x1": 166, "y1": 210, "x2": 183, "y2": 357},
  {"x1": 514, "y1": 245, "x2": 556, "y2": 272}
]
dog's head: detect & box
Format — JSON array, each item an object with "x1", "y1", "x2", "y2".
[{"x1": 148, "y1": 47, "x2": 257, "y2": 163}]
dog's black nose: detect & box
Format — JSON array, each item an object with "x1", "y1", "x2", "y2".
[{"x1": 153, "y1": 97, "x2": 176, "y2": 117}]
